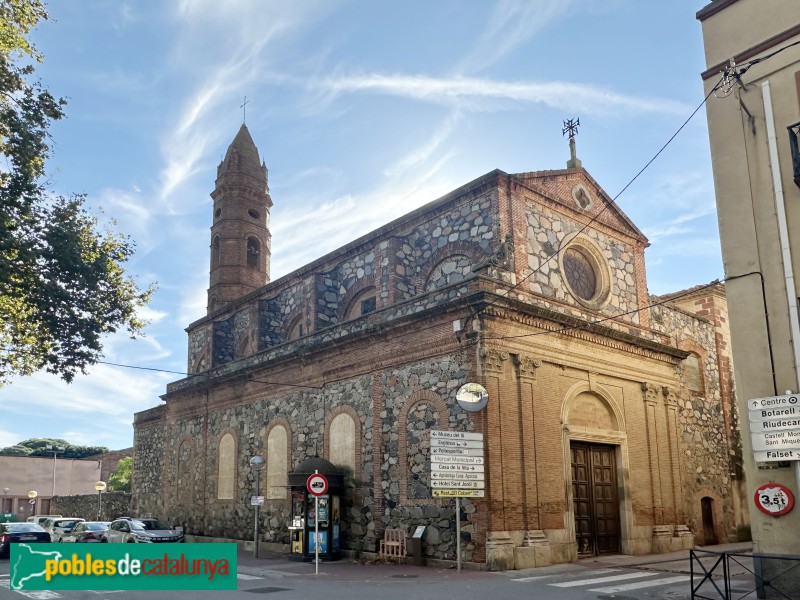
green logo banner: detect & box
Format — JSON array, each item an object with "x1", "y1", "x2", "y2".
[{"x1": 10, "y1": 543, "x2": 237, "y2": 590}]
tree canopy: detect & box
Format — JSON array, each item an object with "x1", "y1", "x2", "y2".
[
  {"x1": 107, "y1": 456, "x2": 131, "y2": 493},
  {"x1": 0, "y1": 437, "x2": 109, "y2": 458},
  {"x1": 0, "y1": 0, "x2": 154, "y2": 385}
]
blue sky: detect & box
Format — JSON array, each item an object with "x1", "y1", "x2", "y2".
[{"x1": 0, "y1": 0, "x2": 721, "y2": 452}]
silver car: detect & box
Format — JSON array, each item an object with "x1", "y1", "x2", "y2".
[
  {"x1": 42, "y1": 518, "x2": 85, "y2": 542},
  {"x1": 101, "y1": 518, "x2": 184, "y2": 543}
]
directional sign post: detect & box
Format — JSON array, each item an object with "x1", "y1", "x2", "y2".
[
  {"x1": 430, "y1": 430, "x2": 485, "y2": 574},
  {"x1": 748, "y1": 394, "x2": 800, "y2": 461}
]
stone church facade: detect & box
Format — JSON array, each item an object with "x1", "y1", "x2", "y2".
[{"x1": 133, "y1": 125, "x2": 747, "y2": 569}]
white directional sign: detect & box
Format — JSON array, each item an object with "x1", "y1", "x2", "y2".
[
  {"x1": 431, "y1": 462, "x2": 484, "y2": 473},
  {"x1": 431, "y1": 438, "x2": 484, "y2": 449},
  {"x1": 430, "y1": 430, "x2": 485, "y2": 498},
  {"x1": 750, "y1": 430, "x2": 800, "y2": 452},
  {"x1": 748, "y1": 395, "x2": 800, "y2": 461},
  {"x1": 431, "y1": 479, "x2": 485, "y2": 489},
  {"x1": 430, "y1": 455, "x2": 484, "y2": 465},
  {"x1": 433, "y1": 489, "x2": 485, "y2": 498},
  {"x1": 431, "y1": 430, "x2": 484, "y2": 441}
]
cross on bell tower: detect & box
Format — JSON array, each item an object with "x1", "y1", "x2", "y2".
[{"x1": 563, "y1": 117, "x2": 582, "y2": 169}]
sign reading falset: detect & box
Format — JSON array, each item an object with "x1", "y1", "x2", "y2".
[
  {"x1": 430, "y1": 430, "x2": 484, "y2": 497},
  {"x1": 748, "y1": 394, "x2": 800, "y2": 462},
  {"x1": 10, "y1": 543, "x2": 237, "y2": 591}
]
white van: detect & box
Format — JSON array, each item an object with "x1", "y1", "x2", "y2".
[{"x1": 26, "y1": 515, "x2": 62, "y2": 525}]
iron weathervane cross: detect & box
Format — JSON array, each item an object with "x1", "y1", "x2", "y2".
[{"x1": 562, "y1": 117, "x2": 580, "y2": 139}]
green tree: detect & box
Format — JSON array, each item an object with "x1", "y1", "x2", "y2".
[
  {"x1": 0, "y1": 0, "x2": 153, "y2": 386},
  {"x1": 107, "y1": 456, "x2": 131, "y2": 493},
  {"x1": 0, "y1": 438, "x2": 109, "y2": 458}
]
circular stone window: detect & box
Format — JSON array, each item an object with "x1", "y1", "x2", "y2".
[
  {"x1": 571, "y1": 184, "x2": 593, "y2": 210},
  {"x1": 248, "y1": 208, "x2": 260, "y2": 219},
  {"x1": 559, "y1": 238, "x2": 610, "y2": 309}
]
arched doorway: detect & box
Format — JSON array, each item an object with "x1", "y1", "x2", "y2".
[{"x1": 701, "y1": 496, "x2": 718, "y2": 545}]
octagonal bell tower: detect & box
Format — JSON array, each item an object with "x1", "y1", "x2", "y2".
[{"x1": 207, "y1": 124, "x2": 272, "y2": 313}]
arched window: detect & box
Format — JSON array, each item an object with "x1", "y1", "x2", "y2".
[
  {"x1": 266, "y1": 424, "x2": 288, "y2": 499},
  {"x1": 287, "y1": 315, "x2": 305, "y2": 340},
  {"x1": 685, "y1": 353, "x2": 704, "y2": 395},
  {"x1": 247, "y1": 237, "x2": 260, "y2": 269},
  {"x1": 345, "y1": 287, "x2": 377, "y2": 320},
  {"x1": 329, "y1": 413, "x2": 356, "y2": 474},
  {"x1": 217, "y1": 432, "x2": 236, "y2": 500},
  {"x1": 424, "y1": 255, "x2": 473, "y2": 292}
]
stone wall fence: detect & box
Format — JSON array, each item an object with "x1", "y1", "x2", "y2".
[{"x1": 52, "y1": 492, "x2": 131, "y2": 522}]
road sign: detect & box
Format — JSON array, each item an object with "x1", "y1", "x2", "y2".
[
  {"x1": 431, "y1": 430, "x2": 484, "y2": 441},
  {"x1": 251, "y1": 495, "x2": 264, "y2": 506},
  {"x1": 306, "y1": 473, "x2": 329, "y2": 497},
  {"x1": 754, "y1": 449, "x2": 800, "y2": 462},
  {"x1": 751, "y1": 430, "x2": 800, "y2": 452},
  {"x1": 433, "y1": 489, "x2": 485, "y2": 498},
  {"x1": 748, "y1": 394, "x2": 799, "y2": 411},
  {"x1": 431, "y1": 447, "x2": 484, "y2": 456},
  {"x1": 431, "y1": 462, "x2": 484, "y2": 473},
  {"x1": 430, "y1": 454, "x2": 484, "y2": 465},
  {"x1": 431, "y1": 471, "x2": 482, "y2": 480},
  {"x1": 431, "y1": 438, "x2": 484, "y2": 449},
  {"x1": 754, "y1": 482, "x2": 795, "y2": 516},
  {"x1": 431, "y1": 479, "x2": 485, "y2": 489}
]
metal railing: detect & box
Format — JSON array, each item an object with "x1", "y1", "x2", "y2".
[{"x1": 690, "y1": 549, "x2": 800, "y2": 599}]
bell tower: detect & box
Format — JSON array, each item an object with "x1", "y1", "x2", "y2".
[{"x1": 207, "y1": 124, "x2": 272, "y2": 313}]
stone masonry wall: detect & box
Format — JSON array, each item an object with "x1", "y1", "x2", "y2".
[{"x1": 53, "y1": 492, "x2": 131, "y2": 522}]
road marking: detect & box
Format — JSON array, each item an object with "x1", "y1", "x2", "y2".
[
  {"x1": 512, "y1": 576, "x2": 552, "y2": 582},
  {"x1": 237, "y1": 573, "x2": 263, "y2": 580},
  {"x1": 551, "y1": 572, "x2": 655, "y2": 587},
  {"x1": 590, "y1": 575, "x2": 690, "y2": 593},
  {"x1": 512, "y1": 568, "x2": 620, "y2": 583}
]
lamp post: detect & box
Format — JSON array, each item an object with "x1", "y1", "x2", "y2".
[
  {"x1": 46, "y1": 445, "x2": 64, "y2": 498},
  {"x1": 249, "y1": 456, "x2": 266, "y2": 558},
  {"x1": 95, "y1": 481, "x2": 106, "y2": 520},
  {"x1": 27, "y1": 490, "x2": 37, "y2": 516}
]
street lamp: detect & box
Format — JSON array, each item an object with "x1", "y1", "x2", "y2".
[
  {"x1": 46, "y1": 445, "x2": 64, "y2": 497},
  {"x1": 27, "y1": 490, "x2": 37, "y2": 516},
  {"x1": 249, "y1": 456, "x2": 266, "y2": 558},
  {"x1": 95, "y1": 481, "x2": 106, "y2": 520}
]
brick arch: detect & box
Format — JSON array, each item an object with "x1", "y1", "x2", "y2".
[
  {"x1": 324, "y1": 405, "x2": 363, "y2": 483},
  {"x1": 678, "y1": 339, "x2": 709, "y2": 398},
  {"x1": 399, "y1": 390, "x2": 449, "y2": 504},
  {"x1": 337, "y1": 274, "x2": 377, "y2": 321},
  {"x1": 215, "y1": 427, "x2": 238, "y2": 502},
  {"x1": 283, "y1": 306, "x2": 307, "y2": 341},
  {"x1": 415, "y1": 241, "x2": 486, "y2": 292},
  {"x1": 264, "y1": 418, "x2": 292, "y2": 500}
]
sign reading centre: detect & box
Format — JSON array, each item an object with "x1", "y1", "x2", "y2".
[
  {"x1": 748, "y1": 394, "x2": 800, "y2": 462},
  {"x1": 430, "y1": 430, "x2": 485, "y2": 498}
]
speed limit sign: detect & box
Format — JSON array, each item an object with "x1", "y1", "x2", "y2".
[{"x1": 306, "y1": 473, "x2": 329, "y2": 497}]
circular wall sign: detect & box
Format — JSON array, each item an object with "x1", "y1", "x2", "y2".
[
  {"x1": 456, "y1": 383, "x2": 489, "y2": 412},
  {"x1": 306, "y1": 473, "x2": 329, "y2": 497},
  {"x1": 754, "y1": 482, "x2": 795, "y2": 517}
]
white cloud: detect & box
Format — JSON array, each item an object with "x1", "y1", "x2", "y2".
[{"x1": 0, "y1": 428, "x2": 22, "y2": 448}]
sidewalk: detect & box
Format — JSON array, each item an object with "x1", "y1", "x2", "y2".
[{"x1": 236, "y1": 541, "x2": 757, "y2": 581}]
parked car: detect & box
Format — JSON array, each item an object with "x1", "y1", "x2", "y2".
[
  {"x1": 60, "y1": 521, "x2": 111, "y2": 543},
  {"x1": 0, "y1": 523, "x2": 50, "y2": 557},
  {"x1": 101, "y1": 518, "x2": 184, "y2": 544},
  {"x1": 26, "y1": 515, "x2": 62, "y2": 525},
  {"x1": 42, "y1": 518, "x2": 85, "y2": 542}
]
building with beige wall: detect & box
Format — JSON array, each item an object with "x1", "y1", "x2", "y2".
[
  {"x1": 698, "y1": 0, "x2": 800, "y2": 557},
  {"x1": 133, "y1": 125, "x2": 747, "y2": 569},
  {"x1": 0, "y1": 455, "x2": 102, "y2": 518}
]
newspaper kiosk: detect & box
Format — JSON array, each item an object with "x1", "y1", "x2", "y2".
[{"x1": 287, "y1": 457, "x2": 343, "y2": 561}]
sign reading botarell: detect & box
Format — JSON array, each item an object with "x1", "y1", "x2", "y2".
[
  {"x1": 10, "y1": 543, "x2": 237, "y2": 591},
  {"x1": 430, "y1": 430, "x2": 485, "y2": 498},
  {"x1": 748, "y1": 394, "x2": 800, "y2": 461}
]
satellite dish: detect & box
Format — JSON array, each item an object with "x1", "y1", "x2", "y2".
[{"x1": 456, "y1": 383, "x2": 489, "y2": 412}]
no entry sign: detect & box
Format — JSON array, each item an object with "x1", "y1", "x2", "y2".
[{"x1": 306, "y1": 473, "x2": 329, "y2": 497}]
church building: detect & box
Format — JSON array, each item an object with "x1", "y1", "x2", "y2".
[{"x1": 133, "y1": 124, "x2": 748, "y2": 569}]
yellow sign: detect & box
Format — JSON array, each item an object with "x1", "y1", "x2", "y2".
[{"x1": 432, "y1": 489, "x2": 485, "y2": 498}]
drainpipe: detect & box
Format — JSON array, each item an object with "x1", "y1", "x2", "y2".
[{"x1": 762, "y1": 80, "x2": 800, "y2": 487}]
